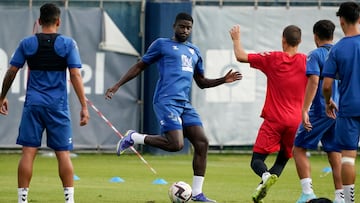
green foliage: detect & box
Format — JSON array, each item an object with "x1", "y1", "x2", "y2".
[{"x1": 0, "y1": 153, "x2": 359, "y2": 202}]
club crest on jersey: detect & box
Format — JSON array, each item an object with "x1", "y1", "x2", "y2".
[
  {"x1": 188, "y1": 48, "x2": 195, "y2": 55},
  {"x1": 172, "y1": 45, "x2": 179, "y2": 50}
]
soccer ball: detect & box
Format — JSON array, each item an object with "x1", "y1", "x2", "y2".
[{"x1": 168, "y1": 181, "x2": 192, "y2": 203}]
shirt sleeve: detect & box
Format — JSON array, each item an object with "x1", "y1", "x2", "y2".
[
  {"x1": 306, "y1": 50, "x2": 321, "y2": 76},
  {"x1": 322, "y1": 49, "x2": 337, "y2": 79},
  {"x1": 65, "y1": 38, "x2": 82, "y2": 69},
  {"x1": 9, "y1": 38, "x2": 34, "y2": 68},
  {"x1": 193, "y1": 47, "x2": 204, "y2": 75},
  {"x1": 141, "y1": 39, "x2": 162, "y2": 65},
  {"x1": 248, "y1": 52, "x2": 273, "y2": 73}
]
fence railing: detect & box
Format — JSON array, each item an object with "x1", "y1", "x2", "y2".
[
  {"x1": 192, "y1": 0, "x2": 353, "y2": 7},
  {"x1": 0, "y1": 0, "x2": 356, "y2": 8},
  {"x1": 0, "y1": 0, "x2": 142, "y2": 8}
]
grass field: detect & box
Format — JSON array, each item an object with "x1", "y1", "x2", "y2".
[{"x1": 0, "y1": 152, "x2": 359, "y2": 203}]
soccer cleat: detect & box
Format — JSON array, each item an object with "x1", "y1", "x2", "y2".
[
  {"x1": 252, "y1": 174, "x2": 278, "y2": 203},
  {"x1": 116, "y1": 130, "x2": 135, "y2": 156},
  {"x1": 295, "y1": 192, "x2": 316, "y2": 203},
  {"x1": 191, "y1": 193, "x2": 217, "y2": 202},
  {"x1": 252, "y1": 198, "x2": 264, "y2": 203}
]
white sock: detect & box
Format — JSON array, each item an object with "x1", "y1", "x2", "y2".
[
  {"x1": 132, "y1": 132, "x2": 146, "y2": 145},
  {"x1": 261, "y1": 172, "x2": 271, "y2": 183},
  {"x1": 18, "y1": 188, "x2": 28, "y2": 203},
  {"x1": 334, "y1": 189, "x2": 344, "y2": 202},
  {"x1": 343, "y1": 184, "x2": 355, "y2": 203},
  {"x1": 64, "y1": 187, "x2": 74, "y2": 203},
  {"x1": 192, "y1": 176, "x2": 204, "y2": 196},
  {"x1": 300, "y1": 178, "x2": 313, "y2": 194}
]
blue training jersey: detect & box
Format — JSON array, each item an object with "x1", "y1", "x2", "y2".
[
  {"x1": 10, "y1": 34, "x2": 82, "y2": 108},
  {"x1": 141, "y1": 38, "x2": 204, "y2": 104},
  {"x1": 306, "y1": 44, "x2": 339, "y2": 117},
  {"x1": 323, "y1": 35, "x2": 360, "y2": 117}
]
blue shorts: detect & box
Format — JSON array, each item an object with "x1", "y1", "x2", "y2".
[
  {"x1": 335, "y1": 117, "x2": 360, "y2": 150},
  {"x1": 17, "y1": 105, "x2": 73, "y2": 151},
  {"x1": 153, "y1": 101, "x2": 202, "y2": 133},
  {"x1": 294, "y1": 116, "x2": 340, "y2": 152}
]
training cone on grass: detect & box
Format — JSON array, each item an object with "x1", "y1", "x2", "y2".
[
  {"x1": 110, "y1": 176, "x2": 125, "y2": 183},
  {"x1": 320, "y1": 167, "x2": 332, "y2": 177},
  {"x1": 152, "y1": 178, "x2": 167, "y2": 185},
  {"x1": 73, "y1": 175, "x2": 80, "y2": 181}
]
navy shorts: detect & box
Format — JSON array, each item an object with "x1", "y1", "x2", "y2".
[
  {"x1": 153, "y1": 101, "x2": 202, "y2": 134},
  {"x1": 335, "y1": 117, "x2": 360, "y2": 150},
  {"x1": 294, "y1": 116, "x2": 340, "y2": 152},
  {"x1": 17, "y1": 105, "x2": 73, "y2": 151}
]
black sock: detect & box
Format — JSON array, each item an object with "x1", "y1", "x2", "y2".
[
  {"x1": 268, "y1": 150, "x2": 289, "y2": 177},
  {"x1": 250, "y1": 152, "x2": 269, "y2": 178}
]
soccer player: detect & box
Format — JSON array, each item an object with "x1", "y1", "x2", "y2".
[
  {"x1": 322, "y1": 2, "x2": 360, "y2": 203},
  {"x1": 293, "y1": 19, "x2": 344, "y2": 203},
  {"x1": 0, "y1": 3, "x2": 89, "y2": 203},
  {"x1": 229, "y1": 24, "x2": 307, "y2": 203},
  {"x1": 105, "y1": 12, "x2": 242, "y2": 202}
]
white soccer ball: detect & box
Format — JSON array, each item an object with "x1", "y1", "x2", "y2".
[{"x1": 168, "y1": 181, "x2": 192, "y2": 203}]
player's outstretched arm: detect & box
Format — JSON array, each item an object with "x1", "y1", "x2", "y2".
[
  {"x1": 193, "y1": 69, "x2": 242, "y2": 89},
  {"x1": 105, "y1": 61, "x2": 148, "y2": 100},
  {"x1": 229, "y1": 24, "x2": 249, "y2": 63},
  {"x1": 0, "y1": 66, "x2": 19, "y2": 115}
]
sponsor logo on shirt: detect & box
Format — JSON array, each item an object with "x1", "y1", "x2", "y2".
[{"x1": 181, "y1": 54, "x2": 193, "y2": 73}]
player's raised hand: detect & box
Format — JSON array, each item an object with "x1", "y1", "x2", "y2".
[
  {"x1": 229, "y1": 24, "x2": 241, "y2": 41},
  {"x1": 224, "y1": 69, "x2": 242, "y2": 83}
]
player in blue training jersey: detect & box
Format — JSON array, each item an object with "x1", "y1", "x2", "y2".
[
  {"x1": 293, "y1": 20, "x2": 344, "y2": 203},
  {"x1": 322, "y1": 2, "x2": 360, "y2": 203},
  {"x1": 0, "y1": 3, "x2": 89, "y2": 203},
  {"x1": 105, "y1": 12, "x2": 242, "y2": 202}
]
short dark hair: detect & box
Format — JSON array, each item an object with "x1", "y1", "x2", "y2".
[
  {"x1": 313, "y1": 20, "x2": 335, "y2": 41},
  {"x1": 336, "y1": 1, "x2": 360, "y2": 24},
  {"x1": 39, "y1": 3, "x2": 61, "y2": 26},
  {"x1": 283, "y1": 25, "x2": 301, "y2": 47},
  {"x1": 174, "y1": 12, "x2": 193, "y2": 24}
]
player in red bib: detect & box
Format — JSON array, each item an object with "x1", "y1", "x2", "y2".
[{"x1": 230, "y1": 24, "x2": 307, "y2": 203}]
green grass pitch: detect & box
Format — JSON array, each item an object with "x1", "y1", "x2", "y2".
[{"x1": 0, "y1": 152, "x2": 359, "y2": 202}]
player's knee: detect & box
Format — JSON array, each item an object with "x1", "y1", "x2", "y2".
[
  {"x1": 341, "y1": 157, "x2": 355, "y2": 165},
  {"x1": 168, "y1": 142, "x2": 184, "y2": 152},
  {"x1": 193, "y1": 138, "x2": 208, "y2": 151},
  {"x1": 250, "y1": 158, "x2": 261, "y2": 170}
]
